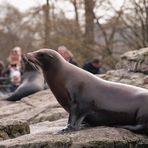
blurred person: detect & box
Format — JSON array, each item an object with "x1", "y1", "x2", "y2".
[
  {"x1": 3, "y1": 47, "x2": 23, "y2": 91},
  {"x1": 8, "y1": 46, "x2": 22, "y2": 67},
  {"x1": 0, "y1": 60, "x2": 4, "y2": 77},
  {"x1": 0, "y1": 60, "x2": 5, "y2": 87},
  {"x1": 9, "y1": 70, "x2": 21, "y2": 92},
  {"x1": 5, "y1": 46, "x2": 22, "y2": 76},
  {"x1": 83, "y1": 58, "x2": 101, "y2": 74},
  {"x1": 0, "y1": 60, "x2": 12, "y2": 93},
  {"x1": 57, "y1": 46, "x2": 78, "y2": 66}
]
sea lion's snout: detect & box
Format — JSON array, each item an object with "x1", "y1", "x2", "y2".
[
  {"x1": 26, "y1": 52, "x2": 43, "y2": 70},
  {"x1": 26, "y1": 52, "x2": 37, "y2": 63},
  {"x1": 26, "y1": 52, "x2": 34, "y2": 58}
]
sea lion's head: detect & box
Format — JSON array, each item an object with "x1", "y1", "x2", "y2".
[{"x1": 25, "y1": 48, "x2": 65, "y2": 72}]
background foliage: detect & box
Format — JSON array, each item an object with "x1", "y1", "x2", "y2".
[{"x1": 0, "y1": 0, "x2": 147, "y2": 68}]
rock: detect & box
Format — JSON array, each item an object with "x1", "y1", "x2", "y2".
[
  {"x1": 0, "y1": 89, "x2": 68, "y2": 124},
  {"x1": 0, "y1": 119, "x2": 30, "y2": 141},
  {"x1": 31, "y1": 108, "x2": 68, "y2": 124},
  {"x1": 30, "y1": 118, "x2": 67, "y2": 134},
  {"x1": 143, "y1": 76, "x2": 148, "y2": 84},
  {"x1": 0, "y1": 133, "x2": 72, "y2": 148},
  {"x1": 116, "y1": 47, "x2": 148, "y2": 73},
  {"x1": 99, "y1": 69, "x2": 147, "y2": 89},
  {"x1": 0, "y1": 126, "x2": 147, "y2": 148},
  {"x1": 69, "y1": 127, "x2": 146, "y2": 148}
]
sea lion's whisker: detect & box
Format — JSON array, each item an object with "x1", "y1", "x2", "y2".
[{"x1": 24, "y1": 54, "x2": 40, "y2": 71}]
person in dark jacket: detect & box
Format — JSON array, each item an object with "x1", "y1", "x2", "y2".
[
  {"x1": 0, "y1": 61, "x2": 4, "y2": 77},
  {"x1": 57, "y1": 46, "x2": 78, "y2": 66},
  {"x1": 83, "y1": 58, "x2": 100, "y2": 74}
]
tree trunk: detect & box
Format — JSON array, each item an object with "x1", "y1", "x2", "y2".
[
  {"x1": 84, "y1": 0, "x2": 95, "y2": 44},
  {"x1": 43, "y1": 0, "x2": 50, "y2": 48},
  {"x1": 72, "y1": 0, "x2": 79, "y2": 26}
]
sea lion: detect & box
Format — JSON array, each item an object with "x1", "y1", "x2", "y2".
[
  {"x1": 5, "y1": 55, "x2": 45, "y2": 101},
  {"x1": 26, "y1": 48, "x2": 148, "y2": 134}
]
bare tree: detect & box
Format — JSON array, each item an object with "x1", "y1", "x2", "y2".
[
  {"x1": 84, "y1": 0, "x2": 96, "y2": 44},
  {"x1": 0, "y1": 3, "x2": 43, "y2": 60},
  {"x1": 120, "y1": 0, "x2": 148, "y2": 49},
  {"x1": 0, "y1": 4, "x2": 24, "y2": 60},
  {"x1": 0, "y1": 0, "x2": 134, "y2": 68},
  {"x1": 43, "y1": 0, "x2": 50, "y2": 48},
  {"x1": 71, "y1": 0, "x2": 79, "y2": 26},
  {"x1": 91, "y1": 0, "x2": 125, "y2": 67},
  {"x1": 95, "y1": 10, "x2": 123, "y2": 55}
]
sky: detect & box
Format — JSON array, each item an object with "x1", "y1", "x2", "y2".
[{"x1": 0, "y1": 0, "x2": 125, "y2": 19}]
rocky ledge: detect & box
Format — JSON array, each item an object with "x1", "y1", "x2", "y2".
[
  {"x1": 0, "y1": 88, "x2": 147, "y2": 148},
  {"x1": 0, "y1": 123, "x2": 148, "y2": 148}
]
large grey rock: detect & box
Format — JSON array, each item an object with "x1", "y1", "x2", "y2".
[
  {"x1": 0, "y1": 119, "x2": 29, "y2": 141},
  {"x1": 69, "y1": 127, "x2": 146, "y2": 148},
  {"x1": 0, "y1": 133, "x2": 71, "y2": 148},
  {"x1": 0, "y1": 126, "x2": 147, "y2": 148},
  {"x1": 0, "y1": 89, "x2": 68, "y2": 124},
  {"x1": 116, "y1": 47, "x2": 148, "y2": 73},
  {"x1": 99, "y1": 69, "x2": 148, "y2": 89},
  {"x1": 30, "y1": 118, "x2": 67, "y2": 134},
  {"x1": 0, "y1": 117, "x2": 145, "y2": 148}
]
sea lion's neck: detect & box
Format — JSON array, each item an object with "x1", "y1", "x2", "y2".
[
  {"x1": 43, "y1": 62, "x2": 70, "y2": 111},
  {"x1": 43, "y1": 61, "x2": 66, "y2": 83}
]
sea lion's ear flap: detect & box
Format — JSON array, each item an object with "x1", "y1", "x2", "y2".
[
  {"x1": 49, "y1": 54, "x2": 55, "y2": 60},
  {"x1": 49, "y1": 54, "x2": 54, "y2": 58}
]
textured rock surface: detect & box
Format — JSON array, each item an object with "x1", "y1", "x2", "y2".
[
  {"x1": 0, "y1": 126, "x2": 147, "y2": 148},
  {"x1": 0, "y1": 119, "x2": 30, "y2": 141},
  {"x1": 0, "y1": 133, "x2": 72, "y2": 148},
  {"x1": 30, "y1": 118, "x2": 67, "y2": 134},
  {"x1": 0, "y1": 78, "x2": 148, "y2": 148},
  {"x1": 99, "y1": 69, "x2": 148, "y2": 89},
  {"x1": 116, "y1": 47, "x2": 148, "y2": 73},
  {"x1": 0, "y1": 89, "x2": 68, "y2": 124}
]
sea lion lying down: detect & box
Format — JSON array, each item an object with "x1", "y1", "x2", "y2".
[{"x1": 5, "y1": 55, "x2": 45, "y2": 101}]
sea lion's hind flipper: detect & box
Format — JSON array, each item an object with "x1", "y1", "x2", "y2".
[{"x1": 118, "y1": 124, "x2": 148, "y2": 134}]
